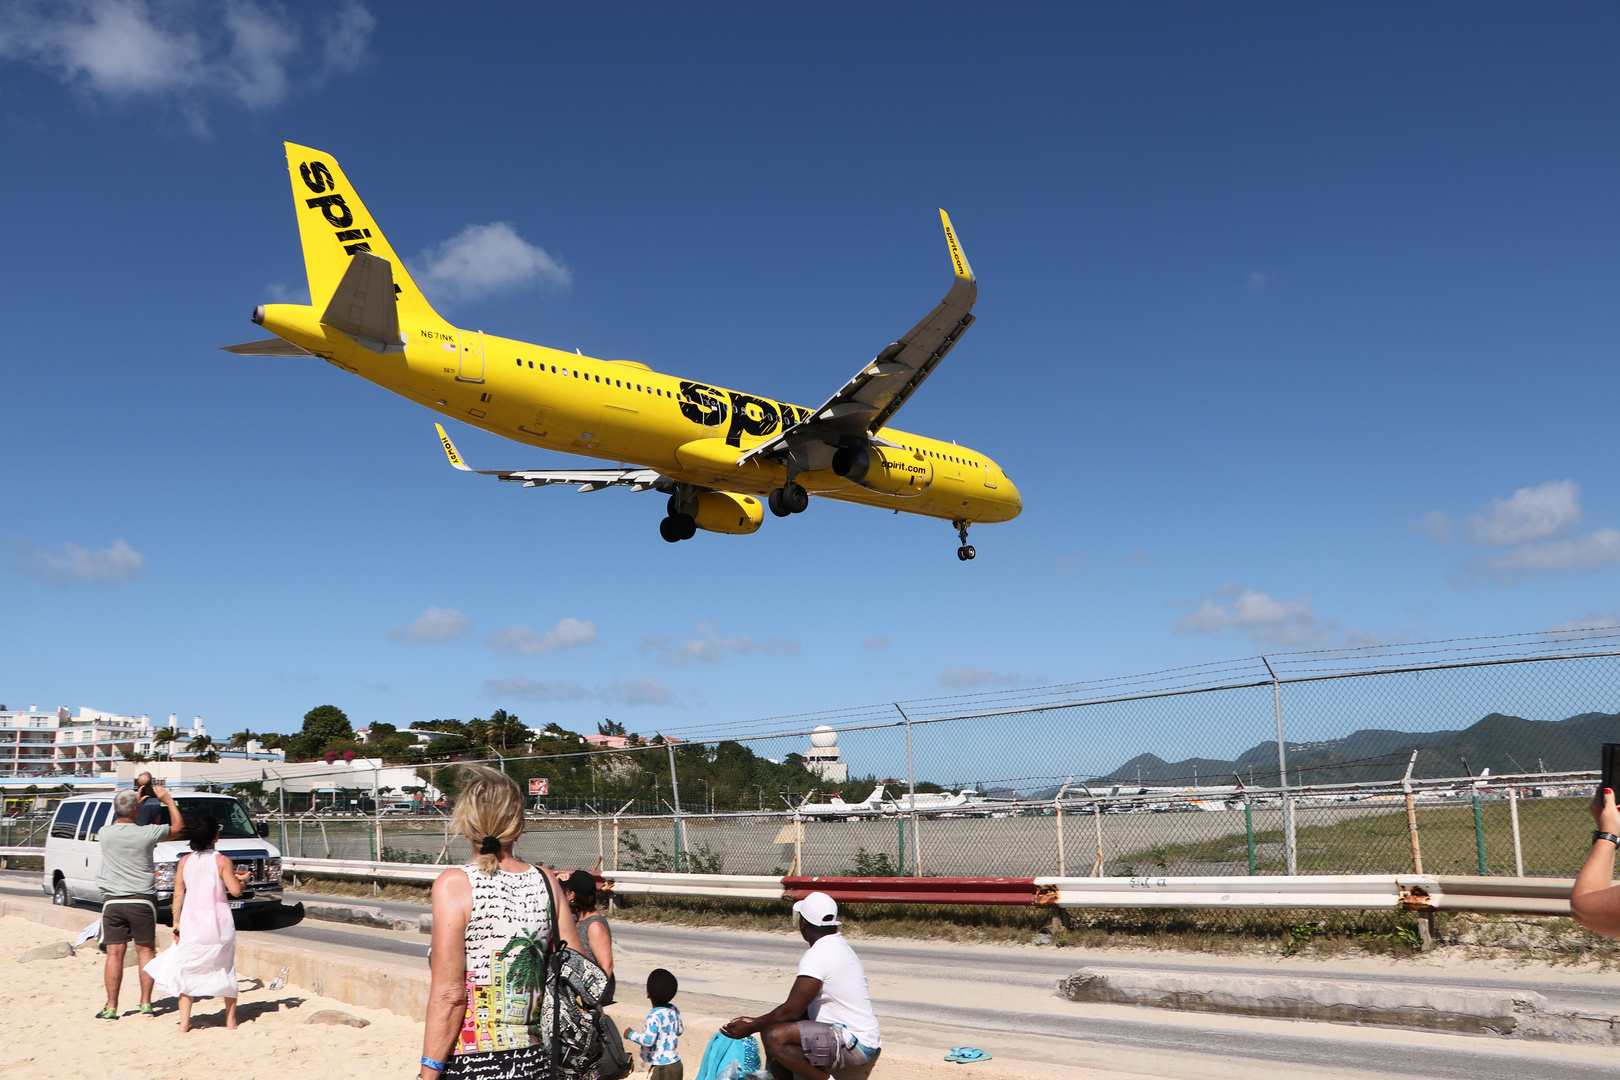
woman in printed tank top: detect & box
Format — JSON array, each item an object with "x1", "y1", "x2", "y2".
[{"x1": 419, "y1": 766, "x2": 584, "y2": 1080}]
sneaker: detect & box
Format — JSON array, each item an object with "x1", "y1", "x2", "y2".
[
  {"x1": 138, "y1": 1004, "x2": 156, "y2": 1016},
  {"x1": 95, "y1": 1008, "x2": 118, "y2": 1020}
]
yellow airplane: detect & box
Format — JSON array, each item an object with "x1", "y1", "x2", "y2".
[{"x1": 224, "y1": 143, "x2": 1022, "y2": 559}]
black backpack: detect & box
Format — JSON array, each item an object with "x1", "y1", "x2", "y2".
[{"x1": 539, "y1": 874, "x2": 621, "y2": 1080}]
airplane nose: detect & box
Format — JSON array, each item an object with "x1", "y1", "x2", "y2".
[{"x1": 1003, "y1": 476, "x2": 1023, "y2": 517}]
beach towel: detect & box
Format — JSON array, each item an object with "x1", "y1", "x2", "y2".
[{"x1": 692, "y1": 1031, "x2": 766, "y2": 1080}]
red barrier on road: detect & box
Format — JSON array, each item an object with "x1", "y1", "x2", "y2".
[{"x1": 782, "y1": 876, "x2": 1037, "y2": 906}]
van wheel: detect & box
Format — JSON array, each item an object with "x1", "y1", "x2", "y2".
[{"x1": 52, "y1": 878, "x2": 71, "y2": 906}]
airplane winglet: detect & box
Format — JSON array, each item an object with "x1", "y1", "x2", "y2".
[
  {"x1": 939, "y1": 209, "x2": 975, "y2": 284},
  {"x1": 435, "y1": 423, "x2": 473, "y2": 471}
]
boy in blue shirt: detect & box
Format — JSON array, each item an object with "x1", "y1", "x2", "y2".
[{"x1": 626, "y1": 968, "x2": 683, "y2": 1080}]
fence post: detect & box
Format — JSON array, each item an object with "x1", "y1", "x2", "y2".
[
  {"x1": 1260, "y1": 656, "x2": 1297, "y2": 875},
  {"x1": 1472, "y1": 785, "x2": 1488, "y2": 875},
  {"x1": 1402, "y1": 751, "x2": 1424, "y2": 874},
  {"x1": 896, "y1": 704, "x2": 921, "y2": 878},
  {"x1": 1245, "y1": 794, "x2": 1256, "y2": 876},
  {"x1": 1509, "y1": 784, "x2": 1525, "y2": 877},
  {"x1": 663, "y1": 737, "x2": 683, "y2": 874},
  {"x1": 1055, "y1": 776, "x2": 1073, "y2": 877},
  {"x1": 896, "y1": 810, "x2": 904, "y2": 875},
  {"x1": 793, "y1": 807, "x2": 803, "y2": 876},
  {"x1": 1092, "y1": 801, "x2": 1104, "y2": 877}
]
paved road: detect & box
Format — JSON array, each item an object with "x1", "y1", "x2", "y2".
[{"x1": 7, "y1": 873, "x2": 1617, "y2": 1079}]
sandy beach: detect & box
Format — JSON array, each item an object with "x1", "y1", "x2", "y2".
[{"x1": 0, "y1": 911, "x2": 1169, "y2": 1080}]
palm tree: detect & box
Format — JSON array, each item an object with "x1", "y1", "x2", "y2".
[
  {"x1": 187, "y1": 734, "x2": 215, "y2": 762},
  {"x1": 230, "y1": 729, "x2": 255, "y2": 749},
  {"x1": 152, "y1": 729, "x2": 175, "y2": 761},
  {"x1": 495, "y1": 927, "x2": 550, "y2": 1014}
]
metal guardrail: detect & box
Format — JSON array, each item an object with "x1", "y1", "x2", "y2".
[{"x1": 273, "y1": 856, "x2": 1577, "y2": 916}]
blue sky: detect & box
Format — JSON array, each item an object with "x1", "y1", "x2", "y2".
[{"x1": 3, "y1": 2, "x2": 1620, "y2": 760}]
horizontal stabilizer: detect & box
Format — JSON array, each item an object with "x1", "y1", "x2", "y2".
[
  {"x1": 321, "y1": 251, "x2": 403, "y2": 352},
  {"x1": 219, "y1": 338, "x2": 316, "y2": 357}
]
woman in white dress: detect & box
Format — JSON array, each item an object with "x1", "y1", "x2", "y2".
[{"x1": 144, "y1": 814, "x2": 249, "y2": 1030}]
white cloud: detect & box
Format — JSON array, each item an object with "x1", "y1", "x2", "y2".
[
  {"x1": 861, "y1": 636, "x2": 890, "y2": 650},
  {"x1": 483, "y1": 676, "x2": 676, "y2": 707},
  {"x1": 642, "y1": 621, "x2": 801, "y2": 666},
  {"x1": 1466, "y1": 479, "x2": 1581, "y2": 546},
  {"x1": 16, "y1": 537, "x2": 145, "y2": 585},
  {"x1": 489, "y1": 617, "x2": 598, "y2": 657},
  {"x1": 0, "y1": 0, "x2": 373, "y2": 131},
  {"x1": 1546, "y1": 614, "x2": 1620, "y2": 636},
  {"x1": 1477, "y1": 528, "x2": 1620, "y2": 581},
  {"x1": 1176, "y1": 587, "x2": 1326, "y2": 646},
  {"x1": 1409, "y1": 510, "x2": 1454, "y2": 544},
  {"x1": 939, "y1": 666, "x2": 1041, "y2": 689},
  {"x1": 387, "y1": 606, "x2": 468, "y2": 643},
  {"x1": 603, "y1": 678, "x2": 677, "y2": 706},
  {"x1": 483, "y1": 678, "x2": 591, "y2": 702},
  {"x1": 416, "y1": 222, "x2": 571, "y2": 302},
  {"x1": 1245, "y1": 271, "x2": 1271, "y2": 291}
]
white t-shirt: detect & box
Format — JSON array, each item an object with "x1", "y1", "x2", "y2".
[{"x1": 796, "y1": 933, "x2": 881, "y2": 1049}]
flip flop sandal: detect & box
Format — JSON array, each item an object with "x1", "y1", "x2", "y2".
[
  {"x1": 95, "y1": 1008, "x2": 118, "y2": 1020},
  {"x1": 945, "y1": 1048, "x2": 992, "y2": 1063}
]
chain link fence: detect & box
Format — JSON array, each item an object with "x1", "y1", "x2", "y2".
[{"x1": 12, "y1": 634, "x2": 1620, "y2": 884}]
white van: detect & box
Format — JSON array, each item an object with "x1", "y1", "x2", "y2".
[{"x1": 42, "y1": 792, "x2": 284, "y2": 926}]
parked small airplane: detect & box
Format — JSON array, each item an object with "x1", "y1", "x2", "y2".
[
  {"x1": 796, "y1": 787, "x2": 891, "y2": 818},
  {"x1": 225, "y1": 144, "x2": 1022, "y2": 557}
]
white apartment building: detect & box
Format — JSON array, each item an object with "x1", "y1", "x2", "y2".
[{"x1": 0, "y1": 705, "x2": 278, "y2": 779}]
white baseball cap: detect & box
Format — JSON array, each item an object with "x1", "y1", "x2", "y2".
[{"x1": 792, "y1": 891, "x2": 840, "y2": 927}]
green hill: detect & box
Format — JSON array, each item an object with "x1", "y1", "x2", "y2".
[{"x1": 1103, "y1": 711, "x2": 1620, "y2": 787}]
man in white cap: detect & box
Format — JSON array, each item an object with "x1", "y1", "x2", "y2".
[{"x1": 722, "y1": 891, "x2": 881, "y2": 1079}]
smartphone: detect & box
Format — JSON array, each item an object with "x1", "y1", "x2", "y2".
[{"x1": 1602, "y1": 743, "x2": 1620, "y2": 794}]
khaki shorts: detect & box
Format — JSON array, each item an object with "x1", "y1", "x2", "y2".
[
  {"x1": 100, "y1": 897, "x2": 157, "y2": 947},
  {"x1": 797, "y1": 1021, "x2": 877, "y2": 1071}
]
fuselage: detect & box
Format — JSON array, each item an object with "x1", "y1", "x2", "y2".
[{"x1": 258, "y1": 305, "x2": 1023, "y2": 526}]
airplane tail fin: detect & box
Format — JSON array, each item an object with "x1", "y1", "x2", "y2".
[{"x1": 283, "y1": 142, "x2": 448, "y2": 328}]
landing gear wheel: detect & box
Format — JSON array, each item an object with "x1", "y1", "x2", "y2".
[
  {"x1": 783, "y1": 483, "x2": 809, "y2": 514},
  {"x1": 675, "y1": 513, "x2": 697, "y2": 540},
  {"x1": 768, "y1": 488, "x2": 791, "y2": 518},
  {"x1": 659, "y1": 517, "x2": 683, "y2": 543},
  {"x1": 667, "y1": 494, "x2": 684, "y2": 517}
]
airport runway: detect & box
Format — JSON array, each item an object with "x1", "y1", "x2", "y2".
[{"x1": 4, "y1": 871, "x2": 1616, "y2": 1079}]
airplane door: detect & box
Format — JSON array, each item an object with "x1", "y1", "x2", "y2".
[{"x1": 456, "y1": 332, "x2": 485, "y2": 383}]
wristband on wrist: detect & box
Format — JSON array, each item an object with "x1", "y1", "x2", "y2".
[
  {"x1": 420, "y1": 1056, "x2": 447, "y2": 1072},
  {"x1": 1593, "y1": 831, "x2": 1619, "y2": 847}
]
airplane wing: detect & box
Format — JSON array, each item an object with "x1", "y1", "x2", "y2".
[
  {"x1": 737, "y1": 210, "x2": 977, "y2": 465},
  {"x1": 435, "y1": 424, "x2": 664, "y2": 492}
]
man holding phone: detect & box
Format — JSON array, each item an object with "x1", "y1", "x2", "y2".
[
  {"x1": 132, "y1": 772, "x2": 163, "y2": 826},
  {"x1": 1571, "y1": 745, "x2": 1620, "y2": 937}
]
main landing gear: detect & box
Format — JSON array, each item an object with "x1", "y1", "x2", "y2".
[
  {"x1": 768, "y1": 482, "x2": 809, "y2": 518},
  {"x1": 660, "y1": 494, "x2": 698, "y2": 543},
  {"x1": 954, "y1": 519, "x2": 976, "y2": 561}
]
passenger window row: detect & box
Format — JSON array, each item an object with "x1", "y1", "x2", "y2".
[{"x1": 512, "y1": 358, "x2": 670, "y2": 397}]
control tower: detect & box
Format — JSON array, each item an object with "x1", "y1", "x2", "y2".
[{"x1": 804, "y1": 725, "x2": 848, "y2": 783}]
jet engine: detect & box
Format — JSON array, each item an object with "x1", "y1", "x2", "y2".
[
  {"x1": 831, "y1": 445, "x2": 932, "y2": 496},
  {"x1": 691, "y1": 491, "x2": 763, "y2": 535}
]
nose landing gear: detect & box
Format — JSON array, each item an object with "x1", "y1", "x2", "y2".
[{"x1": 954, "y1": 519, "x2": 976, "y2": 561}]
